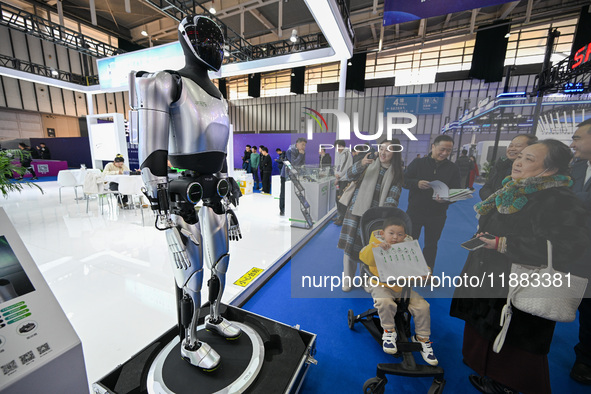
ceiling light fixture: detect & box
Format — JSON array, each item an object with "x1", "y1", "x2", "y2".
[
  {"x1": 51, "y1": 69, "x2": 58, "y2": 76},
  {"x1": 141, "y1": 30, "x2": 148, "y2": 37},
  {"x1": 505, "y1": 33, "x2": 511, "y2": 38},
  {"x1": 209, "y1": 0, "x2": 216, "y2": 14},
  {"x1": 290, "y1": 29, "x2": 298, "y2": 43},
  {"x1": 223, "y1": 44, "x2": 230, "y2": 57},
  {"x1": 347, "y1": 61, "x2": 352, "y2": 66}
]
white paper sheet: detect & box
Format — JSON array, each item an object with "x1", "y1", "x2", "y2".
[{"x1": 371, "y1": 240, "x2": 430, "y2": 282}]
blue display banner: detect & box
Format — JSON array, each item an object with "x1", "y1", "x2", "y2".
[
  {"x1": 384, "y1": 92, "x2": 445, "y2": 115},
  {"x1": 383, "y1": 0, "x2": 514, "y2": 26}
]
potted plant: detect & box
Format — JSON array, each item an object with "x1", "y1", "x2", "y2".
[{"x1": 0, "y1": 149, "x2": 43, "y2": 197}]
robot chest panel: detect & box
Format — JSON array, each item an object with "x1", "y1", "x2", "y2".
[{"x1": 169, "y1": 84, "x2": 229, "y2": 155}]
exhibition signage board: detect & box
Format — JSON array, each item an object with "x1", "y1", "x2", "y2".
[
  {"x1": 0, "y1": 208, "x2": 88, "y2": 393},
  {"x1": 384, "y1": 92, "x2": 446, "y2": 115},
  {"x1": 383, "y1": 0, "x2": 516, "y2": 25}
]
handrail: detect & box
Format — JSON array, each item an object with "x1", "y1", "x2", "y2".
[
  {"x1": 0, "y1": 1, "x2": 121, "y2": 59},
  {"x1": 0, "y1": 53, "x2": 99, "y2": 86}
]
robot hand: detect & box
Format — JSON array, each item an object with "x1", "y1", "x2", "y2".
[
  {"x1": 227, "y1": 209, "x2": 242, "y2": 241},
  {"x1": 227, "y1": 177, "x2": 241, "y2": 207},
  {"x1": 142, "y1": 185, "x2": 173, "y2": 230},
  {"x1": 166, "y1": 227, "x2": 191, "y2": 270}
]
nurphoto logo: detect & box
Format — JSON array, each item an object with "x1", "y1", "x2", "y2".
[{"x1": 304, "y1": 108, "x2": 418, "y2": 142}]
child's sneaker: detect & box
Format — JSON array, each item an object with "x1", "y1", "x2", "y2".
[
  {"x1": 412, "y1": 335, "x2": 438, "y2": 366},
  {"x1": 382, "y1": 330, "x2": 397, "y2": 354}
]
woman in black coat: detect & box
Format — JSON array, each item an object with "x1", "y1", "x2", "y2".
[{"x1": 450, "y1": 139, "x2": 589, "y2": 394}]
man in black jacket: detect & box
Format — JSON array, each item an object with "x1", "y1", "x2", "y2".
[
  {"x1": 569, "y1": 119, "x2": 591, "y2": 385},
  {"x1": 404, "y1": 135, "x2": 461, "y2": 271},
  {"x1": 17, "y1": 142, "x2": 38, "y2": 180},
  {"x1": 35, "y1": 142, "x2": 51, "y2": 160},
  {"x1": 260, "y1": 146, "x2": 273, "y2": 193},
  {"x1": 456, "y1": 149, "x2": 471, "y2": 188},
  {"x1": 479, "y1": 134, "x2": 537, "y2": 200}
]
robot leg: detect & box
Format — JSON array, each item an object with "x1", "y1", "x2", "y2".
[
  {"x1": 166, "y1": 217, "x2": 221, "y2": 370},
  {"x1": 199, "y1": 206, "x2": 241, "y2": 339}
]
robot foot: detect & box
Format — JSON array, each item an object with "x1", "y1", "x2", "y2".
[
  {"x1": 205, "y1": 316, "x2": 242, "y2": 340},
  {"x1": 180, "y1": 341, "x2": 221, "y2": 371}
]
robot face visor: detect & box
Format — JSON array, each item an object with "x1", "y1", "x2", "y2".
[{"x1": 180, "y1": 16, "x2": 224, "y2": 72}]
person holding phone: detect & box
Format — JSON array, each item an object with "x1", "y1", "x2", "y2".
[{"x1": 450, "y1": 140, "x2": 588, "y2": 394}]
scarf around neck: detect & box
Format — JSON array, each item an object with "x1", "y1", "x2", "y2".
[
  {"x1": 352, "y1": 160, "x2": 395, "y2": 216},
  {"x1": 475, "y1": 174, "x2": 572, "y2": 215}
]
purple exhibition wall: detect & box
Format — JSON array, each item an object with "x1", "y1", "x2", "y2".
[
  {"x1": 30, "y1": 137, "x2": 92, "y2": 168},
  {"x1": 232, "y1": 132, "x2": 425, "y2": 173}
]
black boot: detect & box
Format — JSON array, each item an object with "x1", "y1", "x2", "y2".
[{"x1": 469, "y1": 374, "x2": 517, "y2": 394}]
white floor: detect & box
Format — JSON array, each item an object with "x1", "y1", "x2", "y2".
[{"x1": 0, "y1": 181, "x2": 311, "y2": 390}]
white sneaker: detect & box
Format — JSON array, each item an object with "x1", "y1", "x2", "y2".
[
  {"x1": 412, "y1": 335, "x2": 438, "y2": 366},
  {"x1": 382, "y1": 330, "x2": 397, "y2": 354}
]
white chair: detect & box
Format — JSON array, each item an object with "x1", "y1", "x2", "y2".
[
  {"x1": 57, "y1": 170, "x2": 83, "y2": 204},
  {"x1": 83, "y1": 172, "x2": 116, "y2": 214},
  {"x1": 117, "y1": 177, "x2": 147, "y2": 226}
]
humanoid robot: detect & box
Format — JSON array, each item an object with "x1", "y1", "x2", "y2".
[{"x1": 129, "y1": 15, "x2": 242, "y2": 371}]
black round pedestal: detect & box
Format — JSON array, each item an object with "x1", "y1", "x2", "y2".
[{"x1": 147, "y1": 322, "x2": 264, "y2": 394}]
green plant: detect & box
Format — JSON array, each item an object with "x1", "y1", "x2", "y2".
[
  {"x1": 481, "y1": 160, "x2": 494, "y2": 180},
  {"x1": 0, "y1": 149, "x2": 43, "y2": 197}
]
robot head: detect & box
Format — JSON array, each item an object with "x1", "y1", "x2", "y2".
[{"x1": 178, "y1": 15, "x2": 224, "y2": 72}]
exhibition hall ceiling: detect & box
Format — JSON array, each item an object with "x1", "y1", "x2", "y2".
[{"x1": 5, "y1": 0, "x2": 591, "y2": 53}]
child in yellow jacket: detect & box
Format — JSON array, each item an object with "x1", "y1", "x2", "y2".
[{"x1": 359, "y1": 216, "x2": 438, "y2": 366}]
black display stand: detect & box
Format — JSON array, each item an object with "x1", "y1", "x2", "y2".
[{"x1": 93, "y1": 305, "x2": 316, "y2": 394}]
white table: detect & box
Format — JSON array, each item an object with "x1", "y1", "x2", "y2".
[
  {"x1": 104, "y1": 175, "x2": 145, "y2": 192},
  {"x1": 66, "y1": 168, "x2": 101, "y2": 185}
]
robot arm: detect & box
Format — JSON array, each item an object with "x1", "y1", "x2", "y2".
[{"x1": 130, "y1": 70, "x2": 181, "y2": 227}]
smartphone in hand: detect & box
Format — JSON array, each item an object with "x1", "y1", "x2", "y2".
[{"x1": 461, "y1": 234, "x2": 495, "y2": 251}]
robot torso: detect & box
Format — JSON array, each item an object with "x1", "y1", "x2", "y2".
[{"x1": 168, "y1": 77, "x2": 229, "y2": 173}]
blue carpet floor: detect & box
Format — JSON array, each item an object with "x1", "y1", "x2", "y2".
[
  {"x1": 243, "y1": 185, "x2": 588, "y2": 393},
  {"x1": 12, "y1": 175, "x2": 57, "y2": 183}
]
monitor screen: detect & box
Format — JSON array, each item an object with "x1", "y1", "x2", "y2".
[{"x1": 0, "y1": 236, "x2": 35, "y2": 304}]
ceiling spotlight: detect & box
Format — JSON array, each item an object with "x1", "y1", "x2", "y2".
[
  {"x1": 290, "y1": 29, "x2": 298, "y2": 43},
  {"x1": 141, "y1": 30, "x2": 148, "y2": 37},
  {"x1": 223, "y1": 44, "x2": 230, "y2": 57},
  {"x1": 50, "y1": 69, "x2": 58, "y2": 76},
  {"x1": 291, "y1": 72, "x2": 295, "y2": 76},
  {"x1": 505, "y1": 33, "x2": 511, "y2": 38},
  {"x1": 347, "y1": 61, "x2": 352, "y2": 66},
  {"x1": 209, "y1": 0, "x2": 216, "y2": 14}
]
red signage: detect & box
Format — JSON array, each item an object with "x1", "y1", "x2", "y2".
[{"x1": 572, "y1": 43, "x2": 591, "y2": 69}]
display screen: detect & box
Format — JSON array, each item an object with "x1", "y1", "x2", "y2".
[{"x1": 0, "y1": 236, "x2": 35, "y2": 304}]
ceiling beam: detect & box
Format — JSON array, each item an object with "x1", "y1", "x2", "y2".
[
  {"x1": 379, "y1": 22, "x2": 384, "y2": 51},
  {"x1": 278, "y1": 0, "x2": 282, "y2": 37},
  {"x1": 370, "y1": 22, "x2": 377, "y2": 41},
  {"x1": 470, "y1": 8, "x2": 479, "y2": 34},
  {"x1": 249, "y1": 7, "x2": 278, "y2": 38},
  {"x1": 498, "y1": 1, "x2": 520, "y2": 19},
  {"x1": 218, "y1": 0, "x2": 280, "y2": 19},
  {"x1": 418, "y1": 18, "x2": 426, "y2": 38},
  {"x1": 443, "y1": 13, "x2": 452, "y2": 29},
  {"x1": 525, "y1": 0, "x2": 534, "y2": 23}
]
